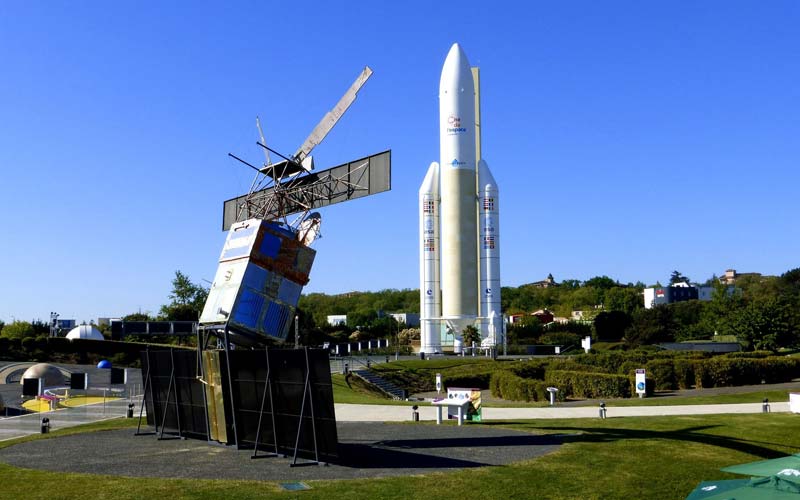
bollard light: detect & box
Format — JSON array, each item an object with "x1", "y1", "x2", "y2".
[
  {"x1": 762, "y1": 398, "x2": 770, "y2": 413},
  {"x1": 599, "y1": 401, "x2": 607, "y2": 419},
  {"x1": 411, "y1": 405, "x2": 419, "y2": 422}
]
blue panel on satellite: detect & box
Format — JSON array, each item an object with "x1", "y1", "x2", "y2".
[
  {"x1": 262, "y1": 301, "x2": 290, "y2": 337},
  {"x1": 241, "y1": 264, "x2": 269, "y2": 292},
  {"x1": 232, "y1": 290, "x2": 265, "y2": 329},
  {"x1": 277, "y1": 279, "x2": 302, "y2": 305},
  {"x1": 259, "y1": 233, "x2": 281, "y2": 258}
]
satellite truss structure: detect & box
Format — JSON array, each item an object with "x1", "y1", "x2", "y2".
[{"x1": 225, "y1": 66, "x2": 391, "y2": 233}]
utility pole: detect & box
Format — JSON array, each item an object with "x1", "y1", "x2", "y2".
[{"x1": 294, "y1": 315, "x2": 299, "y2": 349}]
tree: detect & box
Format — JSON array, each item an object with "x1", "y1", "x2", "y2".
[
  {"x1": 123, "y1": 312, "x2": 153, "y2": 321},
  {"x1": 670, "y1": 270, "x2": 690, "y2": 285},
  {"x1": 593, "y1": 311, "x2": 631, "y2": 342},
  {"x1": 584, "y1": 276, "x2": 618, "y2": 290},
  {"x1": 0, "y1": 321, "x2": 36, "y2": 340},
  {"x1": 462, "y1": 325, "x2": 481, "y2": 347},
  {"x1": 624, "y1": 306, "x2": 677, "y2": 346},
  {"x1": 727, "y1": 299, "x2": 797, "y2": 352},
  {"x1": 159, "y1": 271, "x2": 209, "y2": 321},
  {"x1": 605, "y1": 287, "x2": 643, "y2": 315}
]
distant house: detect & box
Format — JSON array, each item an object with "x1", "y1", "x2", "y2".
[
  {"x1": 389, "y1": 313, "x2": 420, "y2": 327},
  {"x1": 532, "y1": 309, "x2": 554, "y2": 325},
  {"x1": 530, "y1": 273, "x2": 557, "y2": 288},
  {"x1": 645, "y1": 280, "x2": 735, "y2": 308},
  {"x1": 719, "y1": 269, "x2": 762, "y2": 285},
  {"x1": 327, "y1": 315, "x2": 347, "y2": 326},
  {"x1": 507, "y1": 309, "x2": 554, "y2": 325},
  {"x1": 644, "y1": 283, "x2": 698, "y2": 309}
]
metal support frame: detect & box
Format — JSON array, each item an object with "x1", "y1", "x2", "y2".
[
  {"x1": 135, "y1": 348, "x2": 156, "y2": 436},
  {"x1": 290, "y1": 347, "x2": 325, "y2": 467},
  {"x1": 158, "y1": 348, "x2": 184, "y2": 440},
  {"x1": 251, "y1": 347, "x2": 281, "y2": 459},
  {"x1": 221, "y1": 326, "x2": 240, "y2": 448}
]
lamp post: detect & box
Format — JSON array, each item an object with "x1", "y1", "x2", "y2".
[{"x1": 294, "y1": 315, "x2": 299, "y2": 349}]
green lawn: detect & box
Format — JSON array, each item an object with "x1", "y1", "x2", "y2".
[{"x1": 1, "y1": 414, "x2": 799, "y2": 499}]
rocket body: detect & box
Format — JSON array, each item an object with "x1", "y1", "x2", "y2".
[
  {"x1": 439, "y1": 44, "x2": 479, "y2": 323},
  {"x1": 419, "y1": 43, "x2": 501, "y2": 354}
]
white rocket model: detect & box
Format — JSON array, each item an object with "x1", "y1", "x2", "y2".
[{"x1": 419, "y1": 43, "x2": 501, "y2": 354}]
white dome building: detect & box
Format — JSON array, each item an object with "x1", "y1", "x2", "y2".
[
  {"x1": 20, "y1": 363, "x2": 66, "y2": 387},
  {"x1": 65, "y1": 324, "x2": 105, "y2": 341}
]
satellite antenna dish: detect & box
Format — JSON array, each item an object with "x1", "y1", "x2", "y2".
[{"x1": 227, "y1": 66, "x2": 377, "y2": 234}]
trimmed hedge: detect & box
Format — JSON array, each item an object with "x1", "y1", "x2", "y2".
[
  {"x1": 490, "y1": 371, "x2": 548, "y2": 402},
  {"x1": 545, "y1": 370, "x2": 631, "y2": 399},
  {"x1": 442, "y1": 371, "x2": 494, "y2": 390},
  {"x1": 646, "y1": 359, "x2": 677, "y2": 391},
  {"x1": 694, "y1": 357, "x2": 800, "y2": 388}
]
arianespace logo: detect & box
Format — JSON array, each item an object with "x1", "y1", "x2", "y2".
[
  {"x1": 446, "y1": 115, "x2": 466, "y2": 134},
  {"x1": 450, "y1": 158, "x2": 467, "y2": 168}
]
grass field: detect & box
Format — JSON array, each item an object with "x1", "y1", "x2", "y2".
[{"x1": 1, "y1": 413, "x2": 798, "y2": 499}]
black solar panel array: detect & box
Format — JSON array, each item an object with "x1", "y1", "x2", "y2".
[{"x1": 139, "y1": 348, "x2": 338, "y2": 463}]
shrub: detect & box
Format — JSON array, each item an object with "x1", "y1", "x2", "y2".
[
  {"x1": 673, "y1": 358, "x2": 696, "y2": 389},
  {"x1": 490, "y1": 371, "x2": 547, "y2": 402},
  {"x1": 545, "y1": 370, "x2": 631, "y2": 399},
  {"x1": 723, "y1": 351, "x2": 773, "y2": 359},
  {"x1": 646, "y1": 359, "x2": 677, "y2": 391},
  {"x1": 548, "y1": 360, "x2": 612, "y2": 374},
  {"x1": 442, "y1": 371, "x2": 493, "y2": 390},
  {"x1": 694, "y1": 356, "x2": 800, "y2": 387},
  {"x1": 508, "y1": 361, "x2": 547, "y2": 380},
  {"x1": 539, "y1": 332, "x2": 581, "y2": 350}
]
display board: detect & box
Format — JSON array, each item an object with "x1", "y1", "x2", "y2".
[
  {"x1": 227, "y1": 348, "x2": 338, "y2": 462},
  {"x1": 140, "y1": 350, "x2": 208, "y2": 440},
  {"x1": 22, "y1": 377, "x2": 42, "y2": 397},
  {"x1": 139, "y1": 347, "x2": 338, "y2": 463},
  {"x1": 70, "y1": 373, "x2": 88, "y2": 390}
]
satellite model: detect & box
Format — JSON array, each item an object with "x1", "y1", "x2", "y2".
[
  {"x1": 138, "y1": 66, "x2": 391, "y2": 466},
  {"x1": 199, "y1": 66, "x2": 391, "y2": 348}
]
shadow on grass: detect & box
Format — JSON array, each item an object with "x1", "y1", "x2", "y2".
[
  {"x1": 336, "y1": 434, "x2": 561, "y2": 469},
  {"x1": 482, "y1": 421, "x2": 798, "y2": 460}
]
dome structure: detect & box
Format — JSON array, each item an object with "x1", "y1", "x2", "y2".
[
  {"x1": 19, "y1": 363, "x2": 66, "y2": 387},
  {"x1": 65, "y1": 324, "x2": 104, "y2": 341}
]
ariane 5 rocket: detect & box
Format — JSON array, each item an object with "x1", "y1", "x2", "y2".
[{"x1": 419, "y1": 43, "x2": 501, "y2": 354}]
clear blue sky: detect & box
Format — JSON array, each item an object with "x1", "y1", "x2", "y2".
[{"x1": 1, "y1": 2, "x2": 798, "y2": 323}]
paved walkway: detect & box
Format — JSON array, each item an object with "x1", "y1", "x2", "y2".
[
  {"x1": 0, "y1": 396, "x2": 140, "y2": 442},
  {"x1": 334, "y1": 401, "x2": 792, "y2": 422}
]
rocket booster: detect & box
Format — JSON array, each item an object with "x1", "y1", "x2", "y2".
[{"x1": 419, "y1": 43, "x2": 501, "y2": 354}]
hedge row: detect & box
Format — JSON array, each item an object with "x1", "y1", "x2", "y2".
[
  {"x1": 545, "y1": 370, "x2": 631, "y2": 399},
  {"x1": 633, "y1": 356, "x2": 800, "y2": 390},
  {"x1": 694, "y1": 357, "x2": 800, "y2": 388},
  {"x1": 490, "y1": 371, "x2": 548, "y2": 402},
  {"x1": 442, "y1": 371, "x2": 494, "y2": 390},
  {"x1": 0, "y1": 336, "x2": 187, "y2": 367}
]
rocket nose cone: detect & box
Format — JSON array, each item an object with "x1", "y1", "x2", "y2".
[
  {"x1": 440, "y1": 43, "x2": 473, "y2": 91},
  {"x1": 444, "y1": 43, "x2": 470, "y2": 70}
]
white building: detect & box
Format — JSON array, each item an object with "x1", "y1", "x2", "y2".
[
  {"x1": 390, "y1": 313, "x2": 420, "y2": 327},
  {"x1": 327, "y1": 315, "x2": 347, "y2": 327}
]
